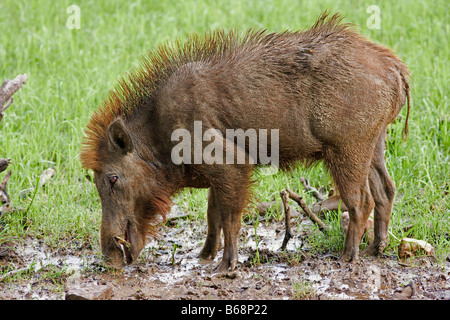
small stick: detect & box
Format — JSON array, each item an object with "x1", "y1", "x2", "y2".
[
  {"x1": 286, "y1": 189, "x2": 328, "y2": 232},
  {"x1": 0, "y1": 74, "x2": 27, "y2": 122},
  {"x1": 0, "y1": 170, "x2": 11, "y2": 207},
  {"x1": 300, "y1": 177, "x2": 324, "y2": 201},
  {"x1": 0, "y1": 158, "x2": 11, "y2": 173},
  {"x1": 280, "y1": 190, "x2": 294, "y2": 250}
]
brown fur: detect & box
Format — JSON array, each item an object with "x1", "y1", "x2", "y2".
[{"x1": 80, "y1": 12, "x2": 410, "y2": 271}]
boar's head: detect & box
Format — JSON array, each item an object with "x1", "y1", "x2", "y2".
[{"x1": 82, "y1": 117, "x2": 172, "y2": 269}]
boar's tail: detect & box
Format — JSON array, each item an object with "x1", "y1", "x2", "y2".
[{"x1": 401, "y1": 69, "x2": 411, "y2": 141}]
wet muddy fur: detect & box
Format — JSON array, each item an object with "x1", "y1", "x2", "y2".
[{"x1": 80, "y1": 12, "x2": 410, "y2": 271}]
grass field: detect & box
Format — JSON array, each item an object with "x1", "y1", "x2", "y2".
[{"x1": 0, "y1": 0, "x2": 449, "y2": 265}]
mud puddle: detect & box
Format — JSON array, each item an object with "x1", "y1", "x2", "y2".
[{"x1": 1, "y1": 207, "x2": 449, "y2": 300}]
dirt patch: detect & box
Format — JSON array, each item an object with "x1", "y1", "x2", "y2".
[{"x1": 1, "y1": 211, "x2": 449, "y2": 300}]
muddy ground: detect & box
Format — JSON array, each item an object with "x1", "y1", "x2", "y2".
[{"x1": 1, "y1": 207, "x2": 449, "y2": 300}]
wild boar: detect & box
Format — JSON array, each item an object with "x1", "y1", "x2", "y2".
[{"x1": 80, "y1": 12, "x2": 410, "y2": 272}]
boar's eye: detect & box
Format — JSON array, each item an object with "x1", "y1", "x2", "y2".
[{"x1": 109, "y1": 175, "x2": 118, "y2": 188}]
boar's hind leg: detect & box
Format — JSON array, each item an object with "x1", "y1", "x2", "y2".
[
  {"x1": 326, "y1": 147, "x2": 375, "y2": 262},
  {"x1": 364, "y1": 133, "x2": 395, "y2": 256},
  {"x1": 199, "y1": 187, "x2": 222, "y2": 261}
]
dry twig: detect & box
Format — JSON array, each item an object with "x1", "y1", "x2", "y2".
[
  {"x1": 300, "y1": 177, "x2": 325, "y2": 201},
  {"x1": 0, "y1": 158, "x2": 11, "y2": 173},
  {"x1": 0, "y1": 170, "x2": 12, "y2": 213},
  {"x1": 285, "y1": 189, "x2": 328, "y2": 232},
  {"x1": 0, "y1": 74, "x2": 27, "y2": 214},
  {"x1": 300, "y1": 177, "x2": 347, "y2": 219},
  {"x1": 0, "y1": 74, "x2": 27, "y2": 122},
  {"x1": 280, "y1": 190, "x2": 294, "y2": 250}
]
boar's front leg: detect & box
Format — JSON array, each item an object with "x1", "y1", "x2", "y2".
[
  {"x1": 199, "y1": 166, "x2": 252, "y2": 273},
  {"x1": 216, "y1": 185, "x2": 247, "y2": 273},
  {"x1": 199, "y1": 187, "x2": 223, "y2": 262}
]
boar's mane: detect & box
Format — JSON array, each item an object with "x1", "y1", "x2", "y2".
[{"x1": 79, "y1": 12, "x2": 368, "y2": 172}]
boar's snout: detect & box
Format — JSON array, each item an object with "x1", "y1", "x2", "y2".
[
  {"x1": 100, "y1": 215, "x2": 126, "y2": 269},
  {"x1": 101, "y1": 213, "x2": 146, "y2": 269},
  {"x1": 101, "y1": 234, "x2": 126, "y2": 269}
]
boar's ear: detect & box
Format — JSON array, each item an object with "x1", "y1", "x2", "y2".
[{"x1": 108, "y1": 119, "x2": 133, "y2": 154}]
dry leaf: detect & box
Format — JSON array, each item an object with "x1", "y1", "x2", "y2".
[{"x1": 398, "y1": 237, "x2": 434, "y2": 259}]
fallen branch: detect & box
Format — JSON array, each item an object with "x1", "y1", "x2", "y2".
[
  {"x1": 0, "y1": 74, "x2": 27, "y2": 214},
  {"x1": 285, "y1": 189, "x2": 328, "y2": 232},
  {"x1": 0, "y1": 158, "x2": 11, "y2": 173},
  {"x1": 312, "y1": 194, "x2": 348, "y2": 219},
  {"x1": 255, "y1": 200, "x2": 300, "y2": 220},
  {"x1": 280, "y1": 191, "x2": 294, "y2": 250},
  {"x1": 0, "y1": 74, "x2": 27, "y2": 123},
  {"x1": 300, "y1": 177, "x2": 347, "y2": 219},
  {"x1": 300, "y1": 177, "x2": 325, "y2": 201},
  {"x1": 0, "y1": 170, "x2": 11, "y2": 212}
]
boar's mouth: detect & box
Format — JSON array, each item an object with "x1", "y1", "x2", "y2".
[
  {"x1": 114, "y1": 222, "x2": 134, "y2": 265},
  {"x1": 114, "y1": 234, "x2": 132, "y2": 265}
]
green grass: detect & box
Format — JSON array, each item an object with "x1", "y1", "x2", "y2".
[
  {"x1": 0, "y1": 0, "x2": 448, "y2": 264},
  {"x1": 292, "y1": 279, "x2": 317, "y2": 299}
]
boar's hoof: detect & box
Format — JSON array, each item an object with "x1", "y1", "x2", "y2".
[
  {"x1": 199, "y1": 237, "x2": 222, "y2": 261},
  {"x1": 362, "y1": 238, "x2": 389, "y2": 257},
  {"x1": 199, "y1": 247, "x2": 218, "y2": 261},
  {"x1": 215, "y1": 258, "x2": 237, "y2": 274},
  {"x1": 340, "y1": 251, "x2": 359, "y2": 263},
  {"x1": 362, "y1": 244, "x2": 378, "y2": 257}
]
